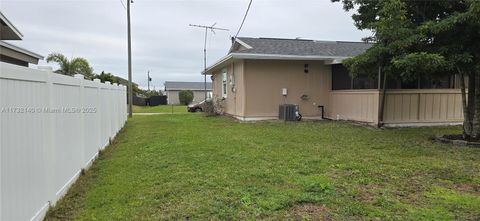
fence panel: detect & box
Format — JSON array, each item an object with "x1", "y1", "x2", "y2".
[
  {"x1": 383, "y1": 89, "x2": 463, "y2": 124},
  {"x1": 328, "y1": 90, "x2": 380, "y2": 124},
  {"x1": 0, "y1": 62, "x2": 127, "y2": 221}
]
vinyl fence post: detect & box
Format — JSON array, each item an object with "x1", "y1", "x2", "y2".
[
  {"x1": 74, "y1": 74, "x2": 86, "y2": 168},
  {"x1": 45, "y1": 69, "x2": 57, "y2": 205},
  {"x1": 104, "y1": 81, "x2": 112, "y2": 143},
  {"x1": 114, "y1": 83, "x2": 120, "y2": 134},
  {"x1": 93, "y1": 79, "x2": 102, "y2": 150}
]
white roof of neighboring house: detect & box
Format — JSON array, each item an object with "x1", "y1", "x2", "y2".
[
  {"x1": 164, "y1": 81, "x2": 212, "y2": 91},
  {"x1": 0, "y1": 11, "x2": 23, "y2": 40}
]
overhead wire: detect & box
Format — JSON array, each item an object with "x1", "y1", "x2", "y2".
[
  {"x1": 120, "y1": 0, "x2": 127, "y2": 10},
  {"x1": 230, "y1": 0, "x2": 253, "y2": 51}
]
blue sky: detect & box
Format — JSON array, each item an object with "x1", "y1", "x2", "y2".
[{"x1": 1, "y1": 0, "x2": 369, "y2": 90}]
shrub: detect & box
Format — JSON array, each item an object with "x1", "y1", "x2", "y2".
[
  {"x1": 179, "y1": 90, "x2": 194, "y2": 105},
  {"x1": 203, "y1": 99, "x2": 216, "y2": 116},
  {"x1": 202, "y1": 98, "x2": 225, "y2": 117},
  {"x1": 214, "y1": 98, "x2": 225, "y2": 115}
]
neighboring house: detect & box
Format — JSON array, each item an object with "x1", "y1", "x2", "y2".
[
  {"x1": 0, "y1": 11, "x2": 43, "y2": 66},
  {"x1": 164, "y1": 81, "x2": 212, "y2": 105},
  {"x1": 204, "y1": 37, "x2": 463, "y2": 126}
]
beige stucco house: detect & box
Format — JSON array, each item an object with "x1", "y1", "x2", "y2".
[
  {"x1": 204, "y1": 37, "x2": 463, "y2": 126},
  {"x1": 0, "y1": 11, "x2": 43, "y2": 67},
  {"x1": 164, "y1": 81, "x2": 212, "y2": 105}
]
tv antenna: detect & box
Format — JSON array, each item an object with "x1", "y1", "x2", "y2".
[{"x1": 189, "y1": 23, "x2": 229, "y2": 100}]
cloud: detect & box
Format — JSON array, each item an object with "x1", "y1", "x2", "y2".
[{"x1": 1, "y1": 0, "x2": 370, "y2": 89}]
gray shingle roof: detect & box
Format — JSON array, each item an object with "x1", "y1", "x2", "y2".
[
  {"x1": 233, "y1": 37, "x2": 372, "y2": 57},
  {"x1": 164, "y1": 81, "x2": 212, "y2": 91}
]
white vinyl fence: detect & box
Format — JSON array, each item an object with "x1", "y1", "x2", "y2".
[{"x1": 0, "y1": 62, "x2": 128, "y2": 221}]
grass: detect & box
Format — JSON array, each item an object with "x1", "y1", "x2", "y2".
[
  {"x1": 45, "y1": 115, "x2": 480, "y2": 220},
  {"x1": 132, "y1": 105, "x2": 187, "y2": 113}
]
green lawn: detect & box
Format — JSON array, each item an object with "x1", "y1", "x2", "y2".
[
  {"x1": 46, "y1": 115, "x2": 480, "y2": 220},
  {"x1": 133, "y1": 105, "x2": 187, "y2": 113}
]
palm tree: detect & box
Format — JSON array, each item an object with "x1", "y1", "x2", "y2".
[{"x1": 46, "y1": 53, "x2": 94, "y2": 79}]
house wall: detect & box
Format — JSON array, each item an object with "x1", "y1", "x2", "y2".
[
  {"x1": 242, "y1": 60, "x2": 330, "y2": 119},
  {"x1": 383, "y1": 89, "x2": 463, "y2": 125},
  {"x1": 210, "y1": 59, "x2": 463, "y2": 126},
  {"x1": 328, "y1": 90, "x2": 380, "y2": 124},
  {"x1": 212, "y1": 60, "x2": 246, "y2": 117},
  {"x1": 167, "y1": 90, "x2": 211, "y2": 105}
]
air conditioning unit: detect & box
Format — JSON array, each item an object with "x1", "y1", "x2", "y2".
[{"x1": 279, "y1": 104, "x2": 300, "y2": 121}]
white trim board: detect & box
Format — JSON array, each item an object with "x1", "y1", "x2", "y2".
[
  {"x1": 0, "y1": 41, "x2": 44, "y2": 59},
  {"x1": 202, "y1": 53, "x2": 350, "y2": 74},
  {"x1": 0, "y1": 11, "x2": 23, "y2": 39}
]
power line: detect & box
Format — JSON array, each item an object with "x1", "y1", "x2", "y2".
[
  {"x1": 231, "y1": 0, "x2": 253, "y2": 46},
  {"x1": 120, "y1": 0, "x2": 126, "y2": 10}
]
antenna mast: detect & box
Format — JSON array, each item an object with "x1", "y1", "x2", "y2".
[{"x1": 189, "y1": 23, "x2": 229, "y2": 100}]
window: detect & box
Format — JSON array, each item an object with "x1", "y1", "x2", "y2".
[
  {"x1": 353, "y1": 75, "x2": 377, "y2": 89},
  {"x1": 420, "y1": 75, "x2": 455, "y2": 89},
  {"x1": 384, "y1": 76, "x2": 456, "y2": 89},
  {"x1": 332, "y1": 64, "x2": 457, "y2": 90},
  {"x1": 332, "y1": 64, "x2": 351, "y2": 90},
  {"x1": 332, "y1": 64, "x2": 378, "y2": 90},
  {"x1": 222, "y1": 70, "x2": 227, "y2": 98}
]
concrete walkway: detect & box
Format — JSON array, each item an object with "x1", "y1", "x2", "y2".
[{"x1": 133, "y1": 113, "x2": 188, "y2": 116}]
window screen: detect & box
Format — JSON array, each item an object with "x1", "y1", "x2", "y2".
[
  {"x1": 332, "y1": 64, "x2": 378, "y2": 90},
  {"x1": 332, "y1": 64, "x2": 352, "y2": 90}
]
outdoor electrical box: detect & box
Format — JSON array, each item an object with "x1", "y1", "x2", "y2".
[{"x1": 282, "y1": 88, "x2": 288, "y2": 96}]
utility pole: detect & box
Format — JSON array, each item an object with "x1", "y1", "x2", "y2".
[
  {"x1": 127, "y1": 0, "x2": 133, "y2": 118},
  {"x1": 189, "y1": 23, "x2": 228, "y2": 100},
  {"x1": 147, "y1": 70, "x2": 151, "y2": 91}
]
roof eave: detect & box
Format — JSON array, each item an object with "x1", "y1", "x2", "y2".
[
  {"x1": 0, "y1": 11, "x2": 24, "y2": 40},
  {"x1": 232, "y1": 53, "x2": 351, "y2": 61},
  {"x1": 0, "y1": 41, "x2": 44, "y2": 60},
  {"x1": 202, "y1": 54, "x2": 234, "y2": 75},
  {"x1": 202, "y1": 53, "x2": 352, "y2": 75}
]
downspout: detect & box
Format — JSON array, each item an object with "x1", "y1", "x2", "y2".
[
  {"x1": 242, "y1": 60, "x2": 247, "y2": 118},
  {"x1": 378, "y1": 66, "x2": 387, "y2": 128},
  {"x1": 233, "y1": 61, "x2": 237, "y2": 117}
]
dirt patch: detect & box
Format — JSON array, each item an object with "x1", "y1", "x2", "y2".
[
  {"x1": 433, "y1": 135, "x2": 480, "y2": 147},
  {"x1": 354, "y1": 190, "x2": 376, "y2": 203},
  {"x1": 288, "y1": 203, "x2": 332, "y2": 221},
  {"x1": 454, "y1": 183, "x2": 480, "y2": 195}
]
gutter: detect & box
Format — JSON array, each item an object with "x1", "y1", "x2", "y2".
[
  {"x1": 202, "y1": 53, "x2": 351, "y2": 75},
  {"x1": 0, "y1": 41, "x2": 44, "y2": 59}
]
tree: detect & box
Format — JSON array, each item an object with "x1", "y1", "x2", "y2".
[
  {"x1": 333, "y1": 0, "x2": 480, "y2": 139},
  {"x1": 179, "y1": 90, "x2": 194, "y2": 105},
  {"x1": 144, "y1": 90, "x2": 163, "y2": 97},
  {"x1": 93, "y1": 71, "x2": 119, "y2": 84},
  {"x1": 46, "y1": 53, "x2": 94, "y2": 79},
  {"x1": 422, "y1": 1, "x2": 480, "y2": 139}
]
